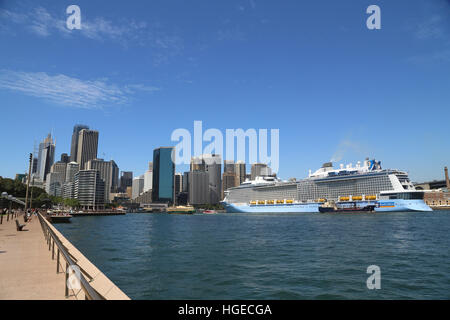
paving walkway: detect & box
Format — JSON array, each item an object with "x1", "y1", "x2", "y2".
[{"x1": 0, "y1": 214, "x2": 76, "y2": 300}]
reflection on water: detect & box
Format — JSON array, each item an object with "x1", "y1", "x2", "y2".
[{"x1": 56, "y1": 211, "x2": 450, "y2": 299}]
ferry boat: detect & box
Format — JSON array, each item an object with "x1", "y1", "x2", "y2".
[
  {"x1": 319, "y1": 200, "x2": 376, "y2": 213},
  {"x1": 166, "y1": 206, "x2": 196, "y2": 214},
  {"x1": 222, "y1": 158, "x2": 432, "y2": 213}
]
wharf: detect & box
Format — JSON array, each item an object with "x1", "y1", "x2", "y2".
[
  {"x1": 71, "y1": 211, "x2": 126, "y2": 217},
  {"x1": 0, "y1": 212, "x2": 129, "y2": 300}
]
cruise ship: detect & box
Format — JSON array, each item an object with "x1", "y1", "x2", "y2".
[{"x1": 222, "y1": 158, "x2": 432, "y2": 213}]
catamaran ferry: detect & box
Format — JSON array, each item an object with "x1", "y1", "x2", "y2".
[{"x1": 222, "y1": 158, "x2": 432, "y2": 213}]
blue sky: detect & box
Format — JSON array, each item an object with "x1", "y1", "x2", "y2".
[{"x1": 0, "y1": 0, "x2": 449, "y2": 182}]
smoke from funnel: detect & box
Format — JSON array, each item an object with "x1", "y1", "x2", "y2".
[{"x1": 330, "y1": 139, "x2": 367, "y2": 162}]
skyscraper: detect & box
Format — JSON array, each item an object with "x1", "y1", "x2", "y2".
[
  {"x1": 175, "y1": 173, "x2": 183, "y2": 195},
  {"x1": 132, "y1": 175, "x2": 145, "y2": 200},
  {"x1": 86, "y1": 159, "x2": 118, "y2": 203},
  {"x1": 63, "y1": 162, "x2": 79, "y2": 199},
  {"x1": 120, "y1": 171, "x2": 133, "y2": 193},
  {"x1": 70, "y1": 124, "x2": 89, "y2": 162},
  {"x1": 223, "y1": 160, "x2": 239, "y2": 199},
  {"x1": 203, "y1": 154, "x2": 222, "y2": 204},
  {"x1": 235, "y1": 160, "x2": 246, "y2": 185},
  {"x1": 60, "y1": 153, "x2": 70, "y2": 163},
  {"x1": 77, "y1": 129, "x2": 99, "y2": 170},
  {"x1": 143, "y1": 162, "x2": 153, "y2": 193},
  {"x1": 188, "y1": 171, "x2": 209, "y2": 204},
  {"x1": 251, "y1": 163, "x2": 271, "y2": 180},
  {"x1": 37, "y1": 133, "x2": 55, "y2": 182},
  {"x1": 45, "y1": 172, "x2": 64, "y2": 197},
  {"x1": 65, "y1": 162, "x2": 80, "y2": 183},
  {"x1": 222, "y1": 171, "x2": 238, "y2": 199},
  {"x1": 50, "y1": 161, "x2": 67, "y2": 182},
  {"x1": 224, "y1": 160, "x2": 235, "y2": 174},
  {"x1": 74, "y1": 169, "x2": 105, "y2": 210},
  {"x1": 152, "y1": 147, "x2": 175, "y2": 203}
]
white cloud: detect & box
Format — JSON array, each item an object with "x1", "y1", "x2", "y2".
[
  {"x1": 0, "y1": 70, "x2": 160, "y2": 109},
  {"x1": 416, "y1": 15, "x2": 444, "y2": 40},
  {"x1": 0, "y1": 6, "x2": 183, "y2": 57}
]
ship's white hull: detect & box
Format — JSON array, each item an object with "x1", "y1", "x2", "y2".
[{"x1": 222, "y1": 199, "x2": 432, "y2": 213}]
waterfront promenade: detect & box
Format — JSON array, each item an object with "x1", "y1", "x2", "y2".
[
  {"x1": 0, "y1": 213, "x2": 130, "y2": 300},
  {"x1": 0, "y1": 215, "x2": 73, "y2": 299}
]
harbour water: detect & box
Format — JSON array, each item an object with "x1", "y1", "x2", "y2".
[{"x1": 55, "y1": 211, "x2": 450, "y2": 299}]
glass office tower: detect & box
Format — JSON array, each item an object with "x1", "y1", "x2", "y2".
[{"x1": 152, "y1": 147, "x2": 175, "y2": 203}]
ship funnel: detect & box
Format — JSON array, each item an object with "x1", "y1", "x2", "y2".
[
  {"x1": 322, "y1": 162, "x2": 333, "y2": 168},
  {"x1": 445, "y1": 166, "x2": 450, "y2": 189}
]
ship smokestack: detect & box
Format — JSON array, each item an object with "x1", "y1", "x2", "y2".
[{"x1": 445, "y1": 166, "x2": 450, "y2": 190}]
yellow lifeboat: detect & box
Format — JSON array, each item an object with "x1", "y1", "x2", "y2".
[
  {"x1": 339, "y1": 196, "x2": 350, "y2": 201},
  {"x1": 317, "y1": 198, "x2": 326, "y2": 202},
  {"x1": 250, "y1": 201, "x2": 257, "y2": 205},
  {"x1": 266, "y1": 200, "x2": 274, "y2": 205},
  {"x1": 366, "y1": 195, "x2": 377, "y2": 200},
  {"x1": 276, "y1": 200, "x2": 284, "y2": 204},
  {"x1": 286, "y1": 199, "x2": 294, "y2": 204},
  {"x1": 257, "y1": 200, "x2": 265, "y2": 205},
  {"x1": 352, "y1": 196, "x2": 362, "y2": 201}
]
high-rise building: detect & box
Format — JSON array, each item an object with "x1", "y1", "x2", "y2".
[
  {"x1": 224, "y1": 160, "x2": 235, "y2": 174},
  {"x1": 120, "y1": 171, "x2": 133, "y2": 193},
  {"x1": 85, "y1": 159, "x2": 118, "y2": 203},
  {"x1": 63, "y1": 182, "x2": 75, "y2": 199},
  {"x1": 76, "y1": 129, "x2": 99, "y2": 170},
  {"x1": 126, "y1": 186, "x2": 132, "y2": 200},
  {"x1": 51, "y1": 161, "x2": 67, "y2": 182},
  {"x1": 175, "y1": 173, "x2": 183, "y2": 195},
  {"x1": 188, "y1": 171, "x2": 209, "y2": 205},
  {"x1": 251, "y1": 163, "x2": 271, "y2": 180},
  {"x1": 63, "y1": 162, "x2": 78, "y2": 199},
  {"x1": 222, "y1": 171, "x2": 238, "y2": 199},
  {"x1": 60, "y1": 153, "x2": 70, "y2": 163},
  {"x1": 65, "y1": 162, "x2": 80, "y2": 183},
  {"x1": 74, "y1": 169, "x2": 105, "y2": 210},
  {"x1": 111, "y1": 161, "x2": 119, "y2": 193},
  {"x1": 37, "y1": 133, "x2": 55, "y2": 182},
  {"x1": 132, "y1": 175, "x2": 145, "y2": 200},
  {"x1": 70, "y1": 124, "x2": 89, "y2": 162},
  {"x1": 143, "y1": 162, "x2": 153, "y2": 193},
  {"x1": 152, "y1": 147, "x2": 175, "y2": 203},
  {"x1": 204, "y1": 154, "x2": 222, "y2": 204},
  {"x1": 235, "y1": 160, "x2": 246, "y2": 185},
  {"x1": 32, "y1": 157, "x2": 38, "y2": 174},
  {"x1": 190, "y1": 156, "x2": 206, "y2": 172},
  {"x1": 45, "y1": 172, "x2": 65, "y2": 197},
  {"x1": 183, "y1": 172, "x2": 190, "y2": 193}
]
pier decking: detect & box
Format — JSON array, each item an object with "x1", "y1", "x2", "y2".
[{"x1": 0, "y1": 213, "x2": 130, "y2": 300}]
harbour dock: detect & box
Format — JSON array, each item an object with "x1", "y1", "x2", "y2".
[{"x1": 0, "y1": 212, "x2": 129, "y2": 300}]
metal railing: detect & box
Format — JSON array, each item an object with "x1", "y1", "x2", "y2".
[{"x1": 37, "y1": 213, "x2": 104, "y2": 300}]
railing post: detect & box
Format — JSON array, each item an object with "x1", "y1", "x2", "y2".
[
  {"x1": 57, "y1": 249, "x2": 60, "y2": 273},
  {"x1": 65, "y1": 262, "x2": 69, "y2": 297},
  {"x1": 52, "y1": 241, "x2": 55, "y2": 259},
  {"x1": 49, "y1": 236, "x2": 52, "y2": 251}
]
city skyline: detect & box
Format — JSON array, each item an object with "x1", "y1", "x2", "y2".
[{"x1": 0, "y1": 0, "x2": 449, "y2": 182}]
